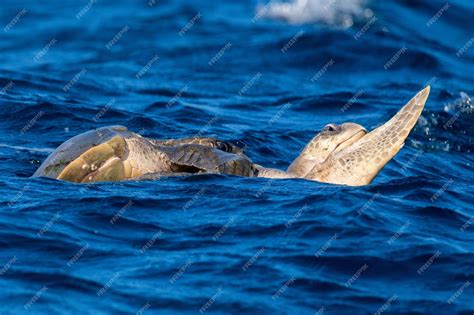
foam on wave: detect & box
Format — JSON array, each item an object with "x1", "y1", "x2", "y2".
[
  {"x1": 414, "y1": 92, "x2": 473, "y2": 152},
  {"x1": 257, "y1": 0, "x2": 370, "y2": 27}
]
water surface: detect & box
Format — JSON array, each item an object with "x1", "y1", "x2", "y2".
[{"x1": 1, "y1": 0, "x2": 473, "y2": 314}]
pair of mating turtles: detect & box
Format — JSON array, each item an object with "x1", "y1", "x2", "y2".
[{"x1": 34, "y1": 86, "x2": 430, "y2": 186}]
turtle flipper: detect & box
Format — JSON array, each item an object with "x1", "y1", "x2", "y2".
[
  {"x1": 161, "y1": 144, "x2": 257, "y2": 177},
  {"x1": 155, "y1": 137, "x2": 243, "y2": 154},
  {"x1": 310, "y1": 86, "x2": 430, "y2": 186},
  {"x1": 57, "y1": 135, "x2": 133, "y2": 183},
  {"x1": 33, "y1": 126, "x2": 129, "y2": 179}
]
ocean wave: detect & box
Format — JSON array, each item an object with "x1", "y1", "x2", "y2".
[
  {"x1": 257, "y1": 0, "x2": 370, "y2": 27},
  {"x1": 1, "y1": 0, "x2": 474, "y2": 313},
  {"x1": 414, "y1": 91, "x2": 474, "y2": 153}
]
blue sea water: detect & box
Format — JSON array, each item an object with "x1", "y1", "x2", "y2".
[{"x1": 1, "y1": 0, "x2": 474, "y2": 314}]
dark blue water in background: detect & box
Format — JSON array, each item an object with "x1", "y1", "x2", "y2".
[{"x1": 1, "y1": 0, "x2": 473, "y2": 314}]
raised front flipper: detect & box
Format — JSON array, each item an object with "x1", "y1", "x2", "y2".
[{"x1": 309, "y1": 86, "x2": 430, "y2": 186}]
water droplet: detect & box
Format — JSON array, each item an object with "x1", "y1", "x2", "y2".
[{"x1": 342, "y1": 17, "x2": 353, "y2": 28}]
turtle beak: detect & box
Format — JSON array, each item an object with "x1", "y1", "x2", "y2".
[{"x1": 333, "y1": 123, "x2": 367, "y2": 153}]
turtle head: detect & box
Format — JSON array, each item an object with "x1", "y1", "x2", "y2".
[
  {"x1": 288, "y1": 122, "x2": 367, "y2": 177},
  {"x1": 293, "y1": 86, "x2": 430, "y2": 186}
]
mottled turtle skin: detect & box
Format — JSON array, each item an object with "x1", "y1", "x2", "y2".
[
  {"x1": 33, "y1": 86, "x2": 430, "y2": 186},
  {"x1": 33, "y1": 126, "x2": 259, "y2": 183}
]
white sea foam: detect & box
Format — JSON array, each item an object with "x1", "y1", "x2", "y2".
[
  {"x1": 257, "y1": 0, "x2": 369, "y2": 27},
  {"x1": 443, "y1": 92, "x2": 473, "y2": 114}
]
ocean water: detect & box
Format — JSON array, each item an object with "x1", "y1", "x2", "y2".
[{"x1": 1, "y1": 0, "x2": 473, "y2": 314}]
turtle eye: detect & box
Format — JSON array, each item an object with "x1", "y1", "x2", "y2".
[{"x1": 323, "y1": 124, "x2": 338, "y2": 133}]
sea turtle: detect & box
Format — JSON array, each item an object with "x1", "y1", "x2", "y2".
[{"x1": 33, "y1": 86, "x2": 430, "y2": 186}]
